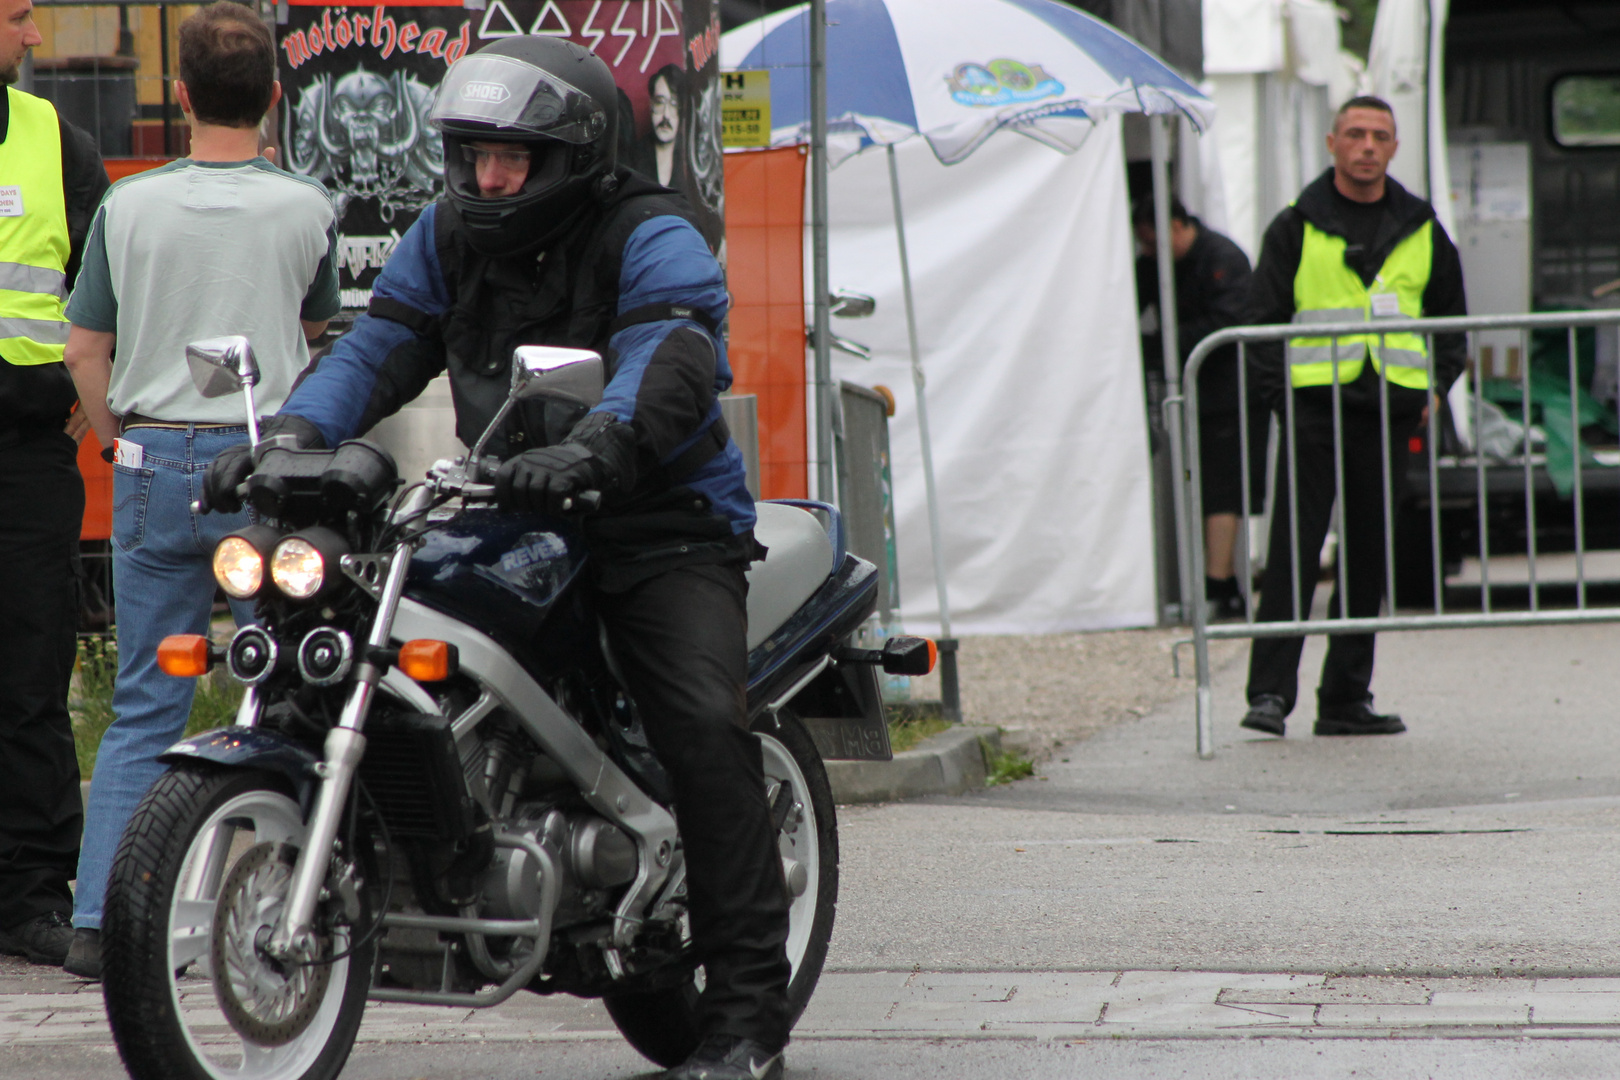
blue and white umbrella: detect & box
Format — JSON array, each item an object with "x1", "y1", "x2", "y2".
[
  {"x1": 722, "y1": 0, "x2": 1210, "y2": 651},
  {"x1": 721, "y1": 0, "x2": 1213, "y2": 167}
]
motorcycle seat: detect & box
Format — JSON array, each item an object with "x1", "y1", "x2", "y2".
[{"x1": 744, "y1": 502, "x2": 836, "y2": 652}]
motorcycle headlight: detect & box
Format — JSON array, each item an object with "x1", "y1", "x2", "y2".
[
  {"x1": 271, "y1": 537, "x2": 325, "y2": 599},
  {"x1": 212, "y1": 525, "x2": 282, "y2": 600},
  {"x1": 269, "y1": 527, "x2": 349, "y2": 601}
]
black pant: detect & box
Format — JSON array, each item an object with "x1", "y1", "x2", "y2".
[
  {"x1": 0, "y1": 432, "x2": 84, "y2": 927},
  {"x1": 597, "y1": 562, "x2": 791, "y2": 1049},
  {"x1": 1247, "y1": 401, "x2": 1413, "y2": 714}
]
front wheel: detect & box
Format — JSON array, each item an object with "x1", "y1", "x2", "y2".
[
  {"x1": 102, "y1": 764, "x2": 374, "y2": 1080},
  {"x1": 604, "y1": 707, "x2": 840, "y2": 1066}
]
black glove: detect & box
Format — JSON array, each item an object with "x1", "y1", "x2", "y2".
[
  {"x1": 199, "y1": 414, "x2": 326, "y2": 514},
  {"x1": 495, "y1": 412, "x2": 637, "y2": 516}
]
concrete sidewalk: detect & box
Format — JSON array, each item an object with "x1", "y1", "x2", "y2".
[{"x1": 13, "y1": 965, "x2": 1620, "y2": 1048}]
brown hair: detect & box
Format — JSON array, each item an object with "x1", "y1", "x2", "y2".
[
  {"x1": 1334, "y1": 95, "x2": 1396, "y2": 132},
  {"x1": 179, "y1": 2, "x2": 275, "y2": 128}
]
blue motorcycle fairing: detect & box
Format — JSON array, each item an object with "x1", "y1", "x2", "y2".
[
  {"x1": 159, "y1": 727, "x2": 321, "y2": 810},
  {"x1": 746, "y1": 552, "x2": 879, "y2": 718},
  {"x1": 405, "y1": 508, "x2": 598, "y2": 682}
]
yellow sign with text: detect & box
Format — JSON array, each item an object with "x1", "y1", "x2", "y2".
[{"x1": 721, "y1": 70, "x2": 772, "y2": 149}]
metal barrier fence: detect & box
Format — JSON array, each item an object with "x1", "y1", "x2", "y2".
[{"x1": 1178, "y1": 310, "x2": 1620, "y2": 758}]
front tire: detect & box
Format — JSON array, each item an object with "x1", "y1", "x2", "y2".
[
  {"x1": 604, "y1": 707, "x2": 839, "y2": 1066},
  {"x1": 102, "y1": 764, "x2": 374, "y2": 1080}
]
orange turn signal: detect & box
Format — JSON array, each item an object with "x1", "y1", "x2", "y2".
[
  {"x1": 157, "y1": 635, "x2": 213, "y2": 678},
  {"x1": 878, "y1": 636, "x2": 937, "y2": 676},
  {"x1": 398, "y1": 639, "x2": 458, "y2": 682}
]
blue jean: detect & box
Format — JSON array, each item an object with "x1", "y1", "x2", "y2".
[{"x1": 73, "y1": 426, "x2": 256, "y2": 930}]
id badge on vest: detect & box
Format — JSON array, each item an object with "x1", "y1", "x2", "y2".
[
  {"x1": 0, "y1": 186, "x2": 22, "y2": 217},
  {"x1": 1370, "y1": 292, "x2": 1401, "y2": 319}
]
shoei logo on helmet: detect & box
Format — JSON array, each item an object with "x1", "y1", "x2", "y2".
[{"x1": 461, "y1": 81, "x2": 510, "y2": 104}]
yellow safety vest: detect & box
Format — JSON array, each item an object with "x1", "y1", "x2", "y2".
[
  {"x1": 1287, "y1": 219, "x2": 1433, "y2": 390},
  {"x1": 0, "y1": 87, "x2": 70, "y2": 367}
]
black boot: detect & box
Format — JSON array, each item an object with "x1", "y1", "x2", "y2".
[
  {"x1": 661, "y1": 1035, "x2": 784, "y2": 1080},
  {"x1": 1205, "y1": 576, "x2": 1246, "y2": 621},
  {"x1": 1239, "y1": 694, "x2": 1287, "y2": 737},
  {"x1": 1315, "y1": 698, "x2": 1406, "y2": 736}
]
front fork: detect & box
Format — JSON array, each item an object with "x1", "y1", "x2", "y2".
[{"x1": 265, "y1": 533, "x2": 416, "y2": 960}]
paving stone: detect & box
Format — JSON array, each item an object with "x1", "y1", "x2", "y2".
[
  {"x1": 1100, "y1": 1001, "x2": 1319, "y2": 1028},
  {"x1": 1525, "y1": 994, "x2": 1620, "y2": 1024},
  {"x1": 1535, "y1": 978, "x2": 1620, "y2": 993},
  {"x1": 1315, "y1": 1002, "x2": 1530, "y2": 1027}
]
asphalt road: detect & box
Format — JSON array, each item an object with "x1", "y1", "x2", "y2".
[
  {"x1": 9, "y1": 619, "x2": 1620, "y2": 1078},
  {"x1": 830, "y1": 623, "x2": 1620, "y2": 977}
]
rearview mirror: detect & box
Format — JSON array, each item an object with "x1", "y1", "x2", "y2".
[
  {"x1": 830, "y1": 291, "x2": 876, "y2": 319},
  {"x1": 511, "y1": 345, "x2": 604, "y2": 408},
  {"x1": 186, "y1": 336, "x2": 259, "y2": 398},
  {"x1": 467, "y1": 346, "x2": 607, "y2": 463}
]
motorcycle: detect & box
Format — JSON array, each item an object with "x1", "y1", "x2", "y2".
[{"x1": 99, "y1": 337, "x2": 934, "y2": 1080}]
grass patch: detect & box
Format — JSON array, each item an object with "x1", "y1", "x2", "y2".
[
  {"x1": 983, "y1": 740, "x2": 1036, "y2": 786},
  {"x1": 70, "y1": 635, "x2": 245, "y2": 780},
  {"x1": 886, "y1": 711, "x2": 952, "y2": 753}
]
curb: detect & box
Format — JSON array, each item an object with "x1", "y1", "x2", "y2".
[
  {"x1": 79, "y1": 727, "x2": 1007, "y2": 815},
  {"x1": 826, "y1": 725, "x2": 1002, "y2": 804}
]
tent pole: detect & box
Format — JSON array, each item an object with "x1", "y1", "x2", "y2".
[
  {"x1": 809, "y1": 0, "x2": 834, "y2": 504},
  {"x1": 1151, "y1": 115, "x2": 1194, "y2": 627},
  {"x1": 886, "y1": 144, "x2": 960, "y2": 723}
]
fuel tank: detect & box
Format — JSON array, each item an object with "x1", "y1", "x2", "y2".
[{"x1": 404, "y1": 509, "x2": 594, "y2": 679}]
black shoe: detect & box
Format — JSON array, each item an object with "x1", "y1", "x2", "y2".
[
  {"x1": 1239, "y1": 694, "x2": 1287, "y2": 737},
  {"x1": 0, "y1": 911, "x2": 74, "y2": 965},
  {"x1": 661, "y1": 1036, "x2": 784, "y2": 1080},
  {"x1": 63, "y1": 928, "x2": 101, "y2": 979},
  {"x1": 1315, "y1": 700, "x2": 1406, "y2": 736}
]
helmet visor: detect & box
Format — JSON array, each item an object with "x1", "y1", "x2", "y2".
[{"x1": 430, "y1": 53, "x2": 606, "y2": 144}]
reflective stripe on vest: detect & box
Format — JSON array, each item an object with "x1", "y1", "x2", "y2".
[
  {"x1": 0, "y1": 88, "x2": 70, "y2": 366},
  {"x1": 1287, "y1": 219, "x2": 1433, "y2": 390}
]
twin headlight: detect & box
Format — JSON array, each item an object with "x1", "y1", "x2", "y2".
[{"x1": 213, "y1": 525, "x2": 349, "y2": 602}]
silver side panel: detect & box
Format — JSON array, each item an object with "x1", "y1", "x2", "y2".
[
  {"x1": 390, "y1": 597, "x2": 676, "y2": 946},
  {"x1": 745, "y1": 502, "x2": 836, "y2": 652}
]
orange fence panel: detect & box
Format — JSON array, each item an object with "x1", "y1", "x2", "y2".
[
  {"x1": 724, "y1": 146, "x2": 807, "y2": 500},
  {"x1": 79, "y1": 157, "x2": 173, "y2": 540},
  {"x1": 79, "y1": 431, "x2": 112, "y2": 541}
]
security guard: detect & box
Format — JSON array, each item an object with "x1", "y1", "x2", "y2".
[
  {"x1": 1240, "y1": 95, "x2": 1465, "y2": 739},
  {"x1": 0, "y1": 0, "x2": 108, "y2": 965}
]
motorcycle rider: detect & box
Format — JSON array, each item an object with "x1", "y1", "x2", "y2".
[{"x1": 204, "y1": 37, "x2": 790, "y2": 1080}]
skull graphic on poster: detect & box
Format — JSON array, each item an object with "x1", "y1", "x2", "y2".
[{"x1": 283, "y1": 66, "x2": 444, "y2": 221}]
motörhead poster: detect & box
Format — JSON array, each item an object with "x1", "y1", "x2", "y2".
[{"x1": 278, "y1": 0, "x2": 725, "y2": 310}]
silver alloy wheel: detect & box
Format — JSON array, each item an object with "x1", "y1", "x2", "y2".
[
  {"x1": 758, "y1": 730, "x2": 819, "y2": 979},
  {"x1": 165, "y1": 788, "x2": 355, "y2": 1079}
]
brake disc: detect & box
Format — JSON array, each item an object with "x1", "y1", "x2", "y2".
[{"x1": 210, "y1": 842, "x2": 333, "y2": 1047}]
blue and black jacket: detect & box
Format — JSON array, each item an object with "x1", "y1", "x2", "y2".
[{"x1": 280, "y1": 170, "x2": 755, "y2": 588}]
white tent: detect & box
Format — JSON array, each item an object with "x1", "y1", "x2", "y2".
[
  {"x1": 819, "y1": 121, "x2": 1159, "y2": 635},
  {"x1": 1366, "y1": 0, "x2": 1455, "y2": 237},
  {"x1": 1202, "y1": 0, "x2": 1366, "y2": 261}
]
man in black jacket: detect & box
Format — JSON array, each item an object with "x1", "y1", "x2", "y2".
[
  {"x1": 0, "y1": 0, "x2": 106, "y2": 968},
  {"x1": 1135, "y1": 198, "x2": 1259, "y2": 618},
  {"x1": 1240, "y1": 96, "x2": 1466, "y2": 738}
]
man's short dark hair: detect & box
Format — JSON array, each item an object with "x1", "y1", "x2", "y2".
[
  {"x1": 179, "y1": 2, "x2": 275, "y2": 129},
  {"x1": 1131, "y1": 195, "x2": 1189, "y2": 229},
  {"x1": 1335, "y1": 95, "x2": 1396, "y2": 130}
]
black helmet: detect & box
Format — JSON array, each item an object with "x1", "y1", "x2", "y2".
[{"x1": 430, "y1": 37, "x2": 618, "y2": 256}]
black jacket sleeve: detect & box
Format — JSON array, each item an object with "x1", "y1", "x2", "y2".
[
  {"x1": 1244, "y1": 209, "x2": 1305, "y2": 410},
  {"x1": 59, "y1": 118, "x2": 108, "y2": 288},
  {"x1": 1423, "y1": 223, "x2": 1468, "y2": 392},
  {"x1": 1179, "y1": 237, "x2": 1252, "y2": 363}
]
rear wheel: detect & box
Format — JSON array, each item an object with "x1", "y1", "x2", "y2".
[
  {"x1": 102, "y1": 764, "x2": 374, "y2": 1080},
  {"x1": 604, "y1": 707, "x2": 839, "y2": 1066}
]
